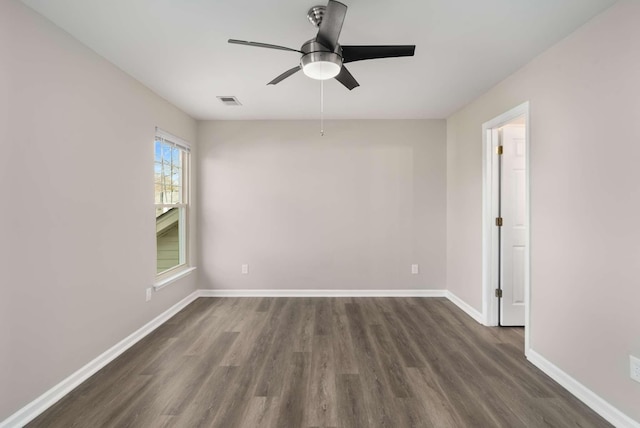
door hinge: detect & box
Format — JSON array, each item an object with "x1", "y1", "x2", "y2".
[
  {"x1": 495, "y1": 217, "x2": 503, "y2": 227},
  {"x1": 495, "y1": 289, "x2": 503, "y2": 298},
  {"x1": 496, "y1": 145, "x2": 503, "y2": 155}
]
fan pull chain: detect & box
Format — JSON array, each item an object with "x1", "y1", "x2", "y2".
[{"x1": 320, "y1": 79, "x2": 324, "y2": 136}]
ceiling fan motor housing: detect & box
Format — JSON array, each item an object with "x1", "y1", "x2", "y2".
[{"x1": 300, "y1": 39, "x2": 343, "y2": 80}]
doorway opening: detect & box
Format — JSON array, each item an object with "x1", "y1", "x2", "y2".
[{"x1": 482, "y1": 102, "x2": 531, "y2": 355}]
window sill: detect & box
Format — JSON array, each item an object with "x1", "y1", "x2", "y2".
[{"x1": 154, "y1": 266, "x2": 197, "y2": 291}]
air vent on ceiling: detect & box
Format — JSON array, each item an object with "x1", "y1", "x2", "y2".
[{"x1": 217, "y1": 96, "x2": 242, "y2": 106}]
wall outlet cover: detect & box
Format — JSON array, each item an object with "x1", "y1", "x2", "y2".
[
  {"x1": 631, "y1": 355, "x2": 640, "y2": 383},
  {"x1": 145, "y1": 288, "x2": 152, "y2": 302},
  {"x1": 411, "y1": 264, "x2": 419, "y2": 274},
  {"x1": 241, "y1": 264, "x2": 249, "y2": 274}
]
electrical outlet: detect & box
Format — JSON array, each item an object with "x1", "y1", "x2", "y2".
[
  {"x1": 411, "y1": 264, "x2": 419, "y2": 274},
  {"x1": 145, "y1": 288, "x2": 152, "y2": 302},
  {"x1": 241, "y1": 264, "x2": 249, "y2": 274},
  {"x1": 631, "y1": 355, "x2": 640, "y2": 383}
]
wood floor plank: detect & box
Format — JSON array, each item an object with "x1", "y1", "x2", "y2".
[
  {"x1": 253, "y1": 300, "x2": 303, "y2": 397},
  {"x1": 85, "y1": 374, "x2": 154, "y2": 428},
  {"x1": 344, "y1": 302, "x2": 404, "y2": 427},
  {"x1": 359, "y1": 297, "x2": 387, "y2": 326},
  {"x1": 171, "y1": 365, "x2": 239, "y2": 427},
  {"x1": 336, "y1": 374, "x2": 368, "y2": 428},
  {"x1": 163, "y1": 331, "x2": 239, "y2": 415},
  {"x1": 485, "y1": 375, "x2": 566, "y2": 427},
  {"x1": 293, "y1": 297, "x2": 316, "y2": 353},
  {"x1": 405, "y1": 367, "x2": 463, "y2": 428},
  {"x1": 395, "y1": 397, "x2": 436, "y2": 428},
  {"x1": 275, "y1": 352, "x2": 310, "y2": 428},
  {"x1": 27, "y1": 297, "x2": 612, "y2": 428},
  {"x1": 256, "y1": 297, "x2": 272, "y2": 312},
  {"x1": 369, "y1": 324, "x2": 412, "y2": 398},
  {"x1": 237, "y1": 397, "x2": 280, "y2": 428},
  {"x1": 218, "y1": 311, "x2": 267, "y2": 367},
  {"x1": 314, "y1": 298, "x2": 332, "y2": 336},
  {"x1": 381, "y1": 311, "x2": 425, "y2": 368},
  {"x1": 330, "y1": 298, "x2": 359, "y2": 375},
  {"x1": 212, "y1": 300, "x2": 292, "y2": 427},
  {"x1": 306, "y1": 335, "x2": 338, "y2": 427}
]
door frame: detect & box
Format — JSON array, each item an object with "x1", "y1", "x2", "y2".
[{"x1": 481, "y1": 101, "x2": 531, "y2": 355}]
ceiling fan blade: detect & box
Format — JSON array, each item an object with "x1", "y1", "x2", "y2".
[
  {"x1": 334, "y1": 66, "x2": 359, "y2": 90},
  {"x1": 341, "y1": 45, "x2": 416, "y2": 63},
  {"x1": 228, "y1": 39, "x2": 302, "y2": 53},
  {"x1": 316, "y1": 0, "x2": 347, "y2": 50},
  {"x1": 267, "y1": 66, "x2": 302, "y2": 85}
]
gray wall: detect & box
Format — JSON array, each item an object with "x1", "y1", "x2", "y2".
[
  {"x1": 446, "y1": 1, "x2": 640, "y2": 421},
  {"x1": 197, "y1": 120, "x2": 446, "y2": 291},
  {"x1": 0, "y1": 0, "x2": 198, "y2": 420}
]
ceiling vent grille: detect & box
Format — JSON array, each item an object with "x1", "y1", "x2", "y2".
[{"x1": 217, "y1": 96, "x2": 242, "y2": 106}]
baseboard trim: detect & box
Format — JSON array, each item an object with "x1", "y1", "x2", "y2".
[
  {"x1": 199, "y1": 289, "x2": 448, "y2": 298},
  {"x1": 0, "y1": 290, "x2": 200, "y2": 428},
  {"x1": 527, "y1": 350, "x2": 639, "y2": 428},
  {"x1": 444, "y1": 290, "x2": 486, "y2": 325}
]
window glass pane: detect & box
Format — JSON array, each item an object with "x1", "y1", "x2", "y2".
[
  {"x1": 155, "y1": 132, "x2": 188, "y2": 276},
  {"x1": 163, "y1": 164, "x2": 172, "y2": 178},
  {"x1": 170, "y1": 190, "x2": 180, "y2": 204},
  {"x1": 156, "y1": 207, "x2": 182, "y2": 274},
  {"x1": 154, "y1": 140, "x2": 184, "y2": 205},
  {"x1": 162, "y1": 145, "x2": 172, "y2": 163},
  {"x1": 154, "y1": 143, "x2": 163, "y2": 203},
  {"x1": 172, "y1": 171, "x2": 181, "y2": 200}
]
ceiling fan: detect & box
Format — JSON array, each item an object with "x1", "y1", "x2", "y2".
[{"x1": 228, "y1": 0, "x2": 416, "y2": 90}]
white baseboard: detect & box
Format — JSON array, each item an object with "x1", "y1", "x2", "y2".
[
  {"x1": 199, "y1": 289, "x2": 447, "y2": 298},
  {"x1": 445, "y1": 290, "x2": 486, "y2": 325},
  {"x1": 0, "y1": 290, "x2": 200, "y2": 428},
  {"x1": 527, "y1": 350, "x2": 639, "y2": 428}
]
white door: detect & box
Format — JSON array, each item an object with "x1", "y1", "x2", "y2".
[{"x1": 499, "y1": 124, "x2": 527, "y2": 326}]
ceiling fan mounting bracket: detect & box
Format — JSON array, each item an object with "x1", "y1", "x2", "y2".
[{"x1": 307, "y1": 5, "x2": 326, "y2": 27}]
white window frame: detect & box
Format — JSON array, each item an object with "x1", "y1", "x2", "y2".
[{"x1": 154, "y1": 128, "x2": 192, "y2": 285}]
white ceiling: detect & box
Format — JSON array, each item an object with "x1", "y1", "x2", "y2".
[{"x1": 20, "y1": 0, "x2": 615, "y2": 120}]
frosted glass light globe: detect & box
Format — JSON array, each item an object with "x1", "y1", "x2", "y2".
[{"x1": 300, "y1": 50, "x2": 342, "y2": 80}]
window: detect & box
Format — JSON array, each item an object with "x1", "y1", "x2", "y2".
[{"x1": 154, "y1": 128, "x2": 190, "y2": 276}]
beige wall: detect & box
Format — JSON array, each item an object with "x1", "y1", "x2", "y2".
[
  {"x1": 0, "y1": 0, "x2": 197, "y2": 420},
  {"x1": 197, "y1": 120, "x2": 446, "y2": 291},
  {"x1": 446, "y1": 1, "x2": 640, "y2": 421}
]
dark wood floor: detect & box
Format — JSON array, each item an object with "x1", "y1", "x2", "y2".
[{"x1": 28, "y1": 297, "x2": 610, "y2": 427}]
